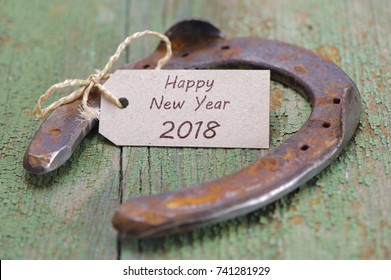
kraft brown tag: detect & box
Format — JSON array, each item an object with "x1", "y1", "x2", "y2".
[{"x1": 99, "y1": 70, "x2": 270, "y2": 148}]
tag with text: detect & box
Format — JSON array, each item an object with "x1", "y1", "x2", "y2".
[{"x1": 99, "y1": 70, "x2": 270, "y2": 148}]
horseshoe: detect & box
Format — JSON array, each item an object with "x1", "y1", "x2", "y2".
[{"x1": 24, "y1": 19, "x2": 361, "y2": 238}]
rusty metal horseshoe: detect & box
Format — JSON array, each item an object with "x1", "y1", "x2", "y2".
[{"x1": 24, "y1": 19, "x2": 361, "y2": 238}]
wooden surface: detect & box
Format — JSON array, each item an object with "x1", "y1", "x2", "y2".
[{"x1": 0, "y1": 0, "x2": 390, "y2": 259}]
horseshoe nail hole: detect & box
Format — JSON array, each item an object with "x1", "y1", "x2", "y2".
[
  {"x1": 119, "y1": 97, "x2": 129, "y2": 108},
  {"x1": 322, "y1": 122, "x2": 331, "y2": 128},
  {"x1": 181, "y1": 52, "x2": 189, "y2": 57},
  {"x1": 143, "y1": 64, "x2": 150, "y2": 69},
  {"x1": 221, "y1": 45, "x2": 230, "y2": 50},
  {"x1": 300, "y1": 144, "x2": 310, "y2": 151},
  {"x1": 333, "y1": 98, "x2": 341, "y2": 104},
  {"x1": 49, "y1": 128, "x2": 61, "y2": 135}
]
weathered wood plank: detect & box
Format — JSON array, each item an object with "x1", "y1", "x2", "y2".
[
  {"x1": 0, "y1": 0, "x2": 126, "y2": 259},
  {"x1": 120, "y1": 0, "x2": 390, "y2": 259},
  {"x1": 0, "y1": 0, "x2": 389, "y2": 260}
]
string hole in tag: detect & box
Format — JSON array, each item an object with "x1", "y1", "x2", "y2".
[{"x1": 119, "y1": 97, "x2": 129, "y2": 108}]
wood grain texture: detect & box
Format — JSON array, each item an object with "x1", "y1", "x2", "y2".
[{"x1": 0, "y1": 0, "x2": 390, "y2": 259}]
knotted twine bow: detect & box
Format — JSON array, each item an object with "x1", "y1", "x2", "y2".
[{"x1": 32, "y1": 31, "x2": 172, "y2": 120}]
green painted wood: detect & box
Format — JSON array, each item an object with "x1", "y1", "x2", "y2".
[
  {"x1": 1, "y1": 0, "x2": 390, "y2": 259},
  {"x1": 0, "y1": 0, "x2": 126, "y2": 259}
]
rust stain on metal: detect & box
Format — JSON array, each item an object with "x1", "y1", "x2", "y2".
[
  {"x1": 49, "y1": 128, "x2": 61, "y2": 135},
  {"x1": 165, "y1": 193, "x2": 221, "y2": 209},
  {"x1": 259, "y1": 158, "x2": 280, "y2": 171},
  {"x1": 28, "y1": 155, "x2": 49, "y2": 165},
  {"x1": 294, "y1": 64, "x2": 309, "y2": 74},
  {"x1": 315, "y1": 45, "x2": 341, "y2": 65},
  {"x1": 278, "y1": 54, "x2": 290, "y2": 61},
  {"x1": 283, "y1": 149, "x2": 297, "y2": 161}
]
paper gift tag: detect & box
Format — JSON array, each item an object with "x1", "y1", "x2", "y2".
[{"x1": 99, "y1": 70, "x2": 270, "y2": 148}]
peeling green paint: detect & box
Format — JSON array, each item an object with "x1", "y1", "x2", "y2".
[{"x1": 0, "y1": 0, "x2": 389, "y2": 259}]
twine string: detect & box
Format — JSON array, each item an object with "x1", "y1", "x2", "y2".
[{"x1": 32, "y1": 30, "x2": 172, "y2": 120}]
